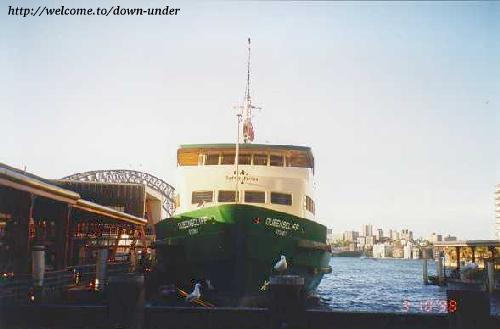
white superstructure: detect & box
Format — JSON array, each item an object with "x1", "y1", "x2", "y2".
[{"x1": 174, "y1": 144, "x2": 316, "y2": 220}]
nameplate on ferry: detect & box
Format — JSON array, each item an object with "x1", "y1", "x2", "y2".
[
  {"x1": 225, "y1": 175, "x2": 258, "y2": 184},
  {"x1": 265, "y1": 217, "x2": 300, "y2": 231},
  {"x1": 177, "y1": 217, "x2": 211, "y2": 230}
]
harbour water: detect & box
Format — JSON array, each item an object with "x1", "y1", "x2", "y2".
[{"x1": 316, "y1": 257, "x2": 447, "y2": 313}]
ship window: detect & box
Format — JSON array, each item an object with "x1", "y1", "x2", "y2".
[
  {"x1": 270, "y1": 155, "x2": 284, "y2": 167},
  {"x1": 238, "y1": 154, "x2": 251, "y2": 165},
  {"x1": 244, "y1": 191, "x2": 265, "y2": 203},
  {"x1": 191, "y1": 191, "x2": 213, "y2": 205},
  {"x1": 218, "y1": 190, "x2": 239, "y2": 202},
  {"x1": 306, "y1": 196, "x2": 315, "y2": 214},
  {"x1": 221, "y1": 153, "x2": 235, "y2": 165},
  {"x1": 205, "y1": 154, "x2": 220, "y2": 165},
  {"x1": 271, "y1": 192, "x2": 292, "y2": 206},
  {"x1": 253, "y1": 153, "x2": 268, "y2": 166}
]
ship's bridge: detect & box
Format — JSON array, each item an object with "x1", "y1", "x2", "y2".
[
  {"x1": 177, "y1": 143, "x2": 314, "y2": 172},
  {"x1": 175, "y1": 144, "x2": 316, "y2": 220}
]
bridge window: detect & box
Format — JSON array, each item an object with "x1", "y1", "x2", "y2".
[
  {"x1": 205, "y1": 153, "x2": 220, "y2": 165},
  {"x1": 253, "y1": 153, "x2": 268, "y2": 166},
  {"x1": 192, "y1": 191, "x2": 213, "y2": 205},
  {"x1": 244, "y1": 191, "x2": 265, "y2": 204},
  {"x1": 178, "y1": 151, "x2": 199, "y2": 166},
  {"x1": 221, "y1": 153, "x2": 235, "y2": 165},
  {"x1": 270, "y1": 154, "x2": 284, "y2": 167},
  {"x1": 218, "y1": 190, "x2": 239, "y2": 202},
  {"x1": 305, "y1": 196, "x2": 315, "y2": 214},
  {"x1": 238, "y1": 154, "x2": 252, "y2": 165},
  {"x1": 271, "y1": 192, "x2": 292, "y2": 206}
]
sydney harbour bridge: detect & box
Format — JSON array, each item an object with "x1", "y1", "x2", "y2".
[{"x1": 63, "y1": 169, "x2": 175, "y2": 217}]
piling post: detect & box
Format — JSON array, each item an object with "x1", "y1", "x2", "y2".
[
  {"x1": 269, "y1": 275, "x2": 305, "y2": 329},
  {"x1": 422, "y1": 259, "x2": 428, "y2": 284},
  {"x1": 95, "y1": 247, "x2": 108, "y2": 291},
  {"x1": 487, "y1": 261, "x2": 495, "y2": 294},
  {"x1": 437, "y1": 256, "x2": 444, "y2": 285},
  {"x1": 32, "y1": 245, "x2": 46, "y2": 287},
  {"x1": 31, "y1": 245, "x2": 45, "y2": 303},
  {"x1": 447, "y1": 288, "x2": 490, "y2": 329},
  {"x1": 108, "y1": 273, "x2": 145, "y2": 329}
]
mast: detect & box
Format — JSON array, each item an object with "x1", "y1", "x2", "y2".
[
  {"x1": 242, "y1": 37, "x2": 258, "y2": 144},
  {"x1": 235, "y1": 38, "x2": 260, "y2": 202}
]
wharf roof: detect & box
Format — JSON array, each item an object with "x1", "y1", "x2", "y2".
[
  {"x1": 0, "y1": 162, "x2": 146, "y2": 225},
  {"x1": 433, "y1": 240, "x2": 500, "y2": 248}
]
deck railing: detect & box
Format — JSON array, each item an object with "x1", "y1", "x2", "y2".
[{"x1": 0, "y1": 261, "x2": 132, "y2": 304}]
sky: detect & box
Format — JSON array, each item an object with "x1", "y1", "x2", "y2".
[{"x1": 1, "y1": 1, "x2": 499, "y2": 239}]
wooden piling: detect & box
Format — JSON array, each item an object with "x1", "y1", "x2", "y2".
[
  {"x1": 422, "y1": 259, "x2": 428, "y2": 284},
  {"x1": 95, "y1": 247, "x2": 108, "y2": 291},
  {"x1": 269, "y1": 275, "x2": 305, "y2": 329},
  {"x1": 31, "y1": 245, "x2": 45, "y2": 287},
  {"x1": 487, "y1": 262, "x2": 495, "y2": 294},
  {"x1": 437, "y1": 256, "x2": 444, "y2": 285}
]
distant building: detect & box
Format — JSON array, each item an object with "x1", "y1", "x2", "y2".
[
  {"x1": 401, "y1": 229, "x2": 413, "y2": 242},
  {"x1": 392, "y1": 247, "x2": 404, "y2": 258},
  {"x1": 326, "y1": 228, "x2": 334, "y2": 244},
  {"x1": 361, "y1": 224, "x2": 373, "y2": 237},
  {"x1": 403, "y1": 242, "x2": 413, "y2": 259},
  {"x1": 496, "y1": 184, "x2": 500, "y2": 240},
  {"x1": 443, "y1": 234, "x2": 457, "y2": 242},
  {"x1": 412, "y1": 247, "x2": 421, "y2": 259},
  {"x1": 357, "y1": 236, "x2": 366, "y2": 249},
  {"x1": 373, "y1": 244, "x2": 393, "y2": 258},
  {"x1": 391, "y1": 230, "x2": 400, "y2": 241},
  {"x1": 431, "y1": 233, "x2": 442, "y2": 243},
  {"x1": 375, "y1": 228, "x2": 383, "y2": 241},
  {"x1": 343, "y1": 230, "x2": 359, "y2": 242},
  {"x1": 365, "y1": 235, "x2": 376, "y2": 247}
]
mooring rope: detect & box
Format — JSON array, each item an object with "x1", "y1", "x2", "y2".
[{"x1": 176, "y1": 287, "x2": 215, "y2": 308}]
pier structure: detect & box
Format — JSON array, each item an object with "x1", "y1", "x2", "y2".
[
  {"x1": 0, "y1": 163, "x2": 159, "y2": 302},
  {"x1": 432, "y1": 240, "x2": 499, "y2": 292}
]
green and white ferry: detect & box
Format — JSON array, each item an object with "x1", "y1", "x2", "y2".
[{"x1": 155, "y1": 39, "x2": 331, "y2": 300}]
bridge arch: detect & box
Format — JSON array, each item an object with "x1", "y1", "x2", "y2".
[{"x1": 63, "y1": 170, "x2": 175, "y2": 217}]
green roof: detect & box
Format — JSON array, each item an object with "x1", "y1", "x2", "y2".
[{"x1": 179, "y1": 143, "x2": 312, "y2": 153}]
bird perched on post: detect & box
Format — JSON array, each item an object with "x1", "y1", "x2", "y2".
[
  {"x1": 274, "y1": 255, "x2": 287, "y2": 273},
  {"x1": 185, "y1": 283, "x2": 202, "y2": 303}
]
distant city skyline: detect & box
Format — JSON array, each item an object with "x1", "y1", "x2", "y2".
[
  {"x1": 1, "y1": 1, "x2": 499, "y2": 239},
  {"x1": 336, "y1": 225, "x2": 457, "y2": 242}
]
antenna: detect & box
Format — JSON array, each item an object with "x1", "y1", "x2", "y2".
[{"x1": 241, "y1": 38, "x2": 261, "y2": 144}]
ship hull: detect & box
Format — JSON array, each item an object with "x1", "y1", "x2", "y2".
[{"x1": 155, "y1": 204, "x2": 331, "y2": 300}]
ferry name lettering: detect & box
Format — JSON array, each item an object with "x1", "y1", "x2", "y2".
[
  {"x1": 225, "y1": 175, "x2": 258, "y2": 183},
  {"x1": 178, "y1": 217, "x2": 209, "y2": 230},
  {"x1": 265, "y1": 218, "x2": 300, "y2": 231}
]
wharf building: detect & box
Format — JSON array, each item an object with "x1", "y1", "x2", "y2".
[{"x1": 0, "y1": 163, "x2": 175, "y2": 301}]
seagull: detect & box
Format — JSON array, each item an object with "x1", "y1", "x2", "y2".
[
  {"x1": 274, "y1": 255, "x2": 287, "y2": 272},
  {"x1": 185, "y1": 283, "x2": 202, "y2": 302}
]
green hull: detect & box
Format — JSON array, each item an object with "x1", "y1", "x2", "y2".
[{"x1": 155, "y1": 204, "x2": 331, "y2": 299}]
